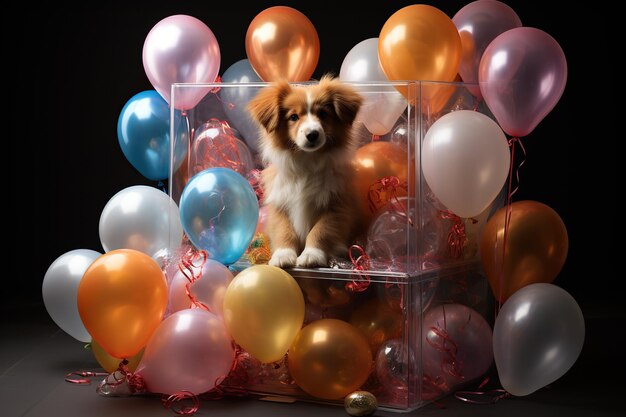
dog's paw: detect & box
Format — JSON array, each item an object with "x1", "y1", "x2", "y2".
[
  {"x1": 269, "y1": 248, "x2": 298, "y2": 268},
  {"x1": 296, "y1": 247, "x2": 328, "y2": 268}
]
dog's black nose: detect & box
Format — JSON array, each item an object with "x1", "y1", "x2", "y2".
[{"x1": 306, "y1": 130, "x2": 319, "y2": 142}]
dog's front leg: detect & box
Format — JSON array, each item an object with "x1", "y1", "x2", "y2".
[
  {"x1": 297, "y1": 212, "x2": 346, "y2": 268},
  {"x1": 267, "y1": 205, "x2": 300, "y2": 268}
]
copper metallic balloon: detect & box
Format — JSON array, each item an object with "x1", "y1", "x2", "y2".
[
  {"x1": 480, "y1": 200, "x2": 568, "y2": 302},
  {"x1": 91, "y1": 339, "x2": 144, "y2": 373},
  {"x1": 350, "y1": 299, "x2": 403, "y2": 355},
  {"x1": 344, "y1": 391, "x2": 378, "y2": 416},
  {"x1": 288, "y1": 319, "x2": 373, "y2": 400},
  {"x1": 245, "y1": 6, "x2": 320, "y2": 82}
]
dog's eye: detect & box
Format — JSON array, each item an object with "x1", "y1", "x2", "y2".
[{"x1": 289, "y1": 113, "x2": 299, "y2": 122}]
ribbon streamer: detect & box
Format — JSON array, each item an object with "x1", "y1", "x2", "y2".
[
  {"x1": 178, "y1": 249, "x2": 210, "y2": 311},
  {"x1": 367, "y1": 176, "x2": 412, "y2": 226},
  {"x1": 65, "y1": 370, "x2": 108, "y2": 385},
  {"x1": 345, "y1": 245, "x2": 371, "y2": 292},
  {"x1": 162, "y1": 391, "x2": 200, "y2": 416}
]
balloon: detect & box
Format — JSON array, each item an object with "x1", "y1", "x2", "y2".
[
  {"x1": 480, "y1": 200, "x2": 568, "y2": 302},
  {"x1": 350, "y1": 299, "x2": 403, "y2": 355},
  {"x1": 375, "y1": 338, "x2": 416, "y2": 403},
  {"x1": 421, "y1": 304, "x2": 493, "y2": 396},
  {"x1": 245, "y1": 6, "x2": 319, "y2": 82},
  {"x1": 493, "y1": 283, "x2": 584, "y2": 396},
  {"x1": 288, "y1": 319, "x2": 373, "y2": 400},
  {"x1": 143, "y1": 15, "x2": 220, "y2": 109},
  {"x1": 169, "y1": 259, "x2": 233, "y2": 315},
  {"x1": 117, "y1": 90, "x2": 189, "y2": 180},
  {"x1": 91, "y1": 339, "x2": 144, "y2": 374},
  {"x1": 453, "y1": 0, "x2": 522, "y2": 96},
  {"x1": 422, "y1": 110, "x2": 510, "y2": 218},
  {"x1": 378, "y1": 5, "x2": 461, "y2": 99},
  {"x1": 191, "y1": 119, "x2": 255, "y2": 177},
  {"x1": 42, "y1": 249, "x2": 101, "y2": 342},
  {"x1": 179, "y1": 168, "x2": 258, "y2": 265},
  {"x1": 77, "y1": 249, "x2": 168, "y2": 358},
  {"x1": 219, "y1": 59, "x2": 263, "y2": 153},
  {"x1": 339, "y1": 38, "x2": 407, "y2": 136},
  {"x1": 479, "y1": 27, "x2": 567, "y2": 137},
  {"x1": 137, "y1": 309, "x2": 234, "y2": 395},
  {"x1": 223, "y1": 265, "x2": 304, "y2": 363},
  {"x1": 352, "y1": 141, "x2": 410, "y2": 221},
  {"x1": 99, "y1": 185, "x2": 184, "y2": 259}
]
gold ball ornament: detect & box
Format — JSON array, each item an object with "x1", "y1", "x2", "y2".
[{"x1": 344, "y1": 391, "x2": 378, "y2": 416}]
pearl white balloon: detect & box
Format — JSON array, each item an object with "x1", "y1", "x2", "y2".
[
  {"x1": 42, "y1": 249, "x2": 101, "y2": 342},
  {"x1": 340, "y1": 38, "x2": 407, "y2": 136},
  {"x1": 422, "y1": 110, "x2": 510, "y2": 218},
  {"x1": 99, "y1": 185, "x2": 183, "y2": 259}
]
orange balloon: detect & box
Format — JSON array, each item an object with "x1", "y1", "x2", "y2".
[
  {"x1": 288, "y1": 319, "x2": 373, "y2": 400},
  {"x1": 379, "y1": 5, "x2": 461, "y2": 100},
  {"x1": 349, "y1": 299, "x2": 403, "y2": 355},
  {"x1": 77, "y1": 249, "x2": 168, "y2": 359},
  {"x1": 480, "y1": 201, "x2": 568, "y2": 302},
  {"x1": 352, "y1": 141, "x2": 411, "y2": 222},
  {"x1": 245, "y1": 6, "x2": 320, "y2": 82},
  {"x1": 91, "y1": 339, "x2": 144, "y2": 373}
]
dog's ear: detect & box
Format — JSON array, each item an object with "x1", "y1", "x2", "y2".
[
  {"x1": 248, "y1": 81, "x2": 291, "y2": 133},
  {"x1": 320, "y1": 76, "x2": 363, "y2": 125}
]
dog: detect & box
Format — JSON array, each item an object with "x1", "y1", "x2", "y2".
[{"x1": 248, "y1": 76, "x2": 364, "y2": 268}]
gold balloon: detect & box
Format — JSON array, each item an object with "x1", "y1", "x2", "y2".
[
  {"x1": 350, "y1": 299, "x2": 403, "y2": 355},
  {"x1": 352, "y1": 141, "x2": 411, "y2": 222},
  {"x1": 245, "y1": 6, "x2": 320, "y2": 82},
  {"x1": 91, "y1": 339, "x2": 144, "y2": 373},
  {"x1": 379, "y1": 5, "x2": 461, "y2": 100},
  {"x1": 480, "y1": 200, "x2": 568, "y2": 302},
  {"x1": 77, "y1": 249, "x2": 168, "y2": 359},
  {"x1": 344, "y1": 391, "x2": 378, "y2": 417},
  {"x1": 223, "y1": 265, "x2": 304, "y2": 363},
  {"x1": 288, "y1": 319, "x2": 373, "y2": 400}
]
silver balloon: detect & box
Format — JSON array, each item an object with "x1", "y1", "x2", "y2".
[
  {"x1": 493, "y1": 283, "x2": 585, "y2": 396},
  {"x1": 99, "y1": 185, "x2": 183, "y2": 259},
  {"x1": 42, "y1": 249, "x2": 101, "y2": 342}
]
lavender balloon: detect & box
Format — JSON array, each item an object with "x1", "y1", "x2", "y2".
[
  {"x1": 421, "y1": 304, "x2": 493, "y2": 395},
  {"x1": 453, "y1": 0, "x2": 522, "y2": 96},
  {"x1": 136, "y1": 309, "x2": 234, "y2": 395},
  {"x1": 143, "y1": 15, "x2": 220, "y2": 110},
  {"x1": 479, "y1": 27, "x2": 567, "y2": 137},
  {"x1": 493, "y1": 284, "x2": 584, "y2": 396},
  {"x1": 169, "y1": 259, "x2": 234, "y2": 316}
]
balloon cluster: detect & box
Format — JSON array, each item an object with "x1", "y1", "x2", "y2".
[{"x1": 42, "y1": 0, "x2": 582, "y2": 413}]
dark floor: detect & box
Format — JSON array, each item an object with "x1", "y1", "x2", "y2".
[{"x1": 1, "y1": 304, "x2": 623, "y2": 417}]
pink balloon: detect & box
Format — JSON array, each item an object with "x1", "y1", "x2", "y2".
[
  {"x1": 479, "y1": 27, "x2": 567, "y2": 137},
  {"x1": 136, "y1": 309, "x2": 234, "y2": 395},
  {"x1": 143, "y1": 15, "x2": 220, "y2": 110},
  {"x1": 453, "y1": 0, "x2": 522, "y2": 97},
  {"x1": 168, "y1": 259, "x2": 234, "y2": 316},
  {"x1": 421, "y1": 304, "x2": 493, "y2": 399}
]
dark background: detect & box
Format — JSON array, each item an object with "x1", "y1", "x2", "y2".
[{"x1": 4, "y1": 0, "x2": 619, "y2": 340}]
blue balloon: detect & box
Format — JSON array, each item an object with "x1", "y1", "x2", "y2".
[
  {"x1": 179, "y1": 168, "x2": 259, "y2": 265},
  {"x1": 220, "y1": 59, "x2": 263, "y2": 153},
  {"x1": 117, "y1": 90, "x2": 189, "y2": 180}
]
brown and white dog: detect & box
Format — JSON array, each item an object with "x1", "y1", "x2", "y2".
[{"x1": 248, "y1": 76, "x2": 364, "y2": 268}]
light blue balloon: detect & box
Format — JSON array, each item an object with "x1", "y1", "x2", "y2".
[
  {"x1": 117, "y1": 90, "x2": 189, "y2": 180},
  {"x1": 220, "y1": 59, "x2": 263, "y2": 153},
  {"x1": 179, "y1": 168, "x2": 259, "y2": 265}
]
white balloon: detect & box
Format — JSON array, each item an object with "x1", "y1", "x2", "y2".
[
  {"x1": 42, "y1": 249, "x2": 101, "y2": 342},
  {"x1": 99, "y1": 185, "x2": 183, "y2": 258},
  {"x1": 339, "y1": 38, "x2": 407, "y2": 136},
  {"x1": 422, "y1": 110, "x2": 510, "y2": 218}
]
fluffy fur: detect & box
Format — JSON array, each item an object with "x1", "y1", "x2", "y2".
[{"x1": 248, "y1": 76, "x2": 364, "y2": 268}]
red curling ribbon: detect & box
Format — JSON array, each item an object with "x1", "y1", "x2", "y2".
[
  {"x1": 454, "y1": 380, "x2": 511, "y2": 404},
  {"x1": 426, "y1": 305, "x2": 464, "y2": 380},
  {"x1": 98, "y1": 359, "x2": 146, "y2": 393},
  {"x1": 371, "y1": 134, "x2": 381, "y2": 141},
  {"x1": 201, "y1": 345, "x2": 250, "y2": 399},
  {"x1": 439, "y1": 210, "x2": 477, "y2": 259},
  {"x1": 247, "y1": 169, "x2": 264, "y2": 203},
  {"x1": 178, "y1": 248, "x2": 210, "y2": 311},
  {"x1": 345, "y1": 245, "x2": 371, "y2": 292},
  {"x1": 209, "y1": 75, "x2": 222, "y2": 94},
  {"x1": 65, "y1": 370, "x2": 108, "y2": 385},
  {"x1": 162, "y1": 391, "x2": 200, "y2": 416},
  {"x1": 368, "y1": 176, "x2": 412, "y2": 226}
]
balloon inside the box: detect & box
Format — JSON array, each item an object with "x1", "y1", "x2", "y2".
[
  {"x1": 117, "y1": 90, "x2": 189, "y2": 181},
  {"x1": 179, "y1": 168, "x2": 258, "y2": 265},
  {"x1": 191, "y1": 118, "x2": 254, "y2": 177},
  {"x1": 375, "y1": 338, "x2": 416, "y2": 403}
]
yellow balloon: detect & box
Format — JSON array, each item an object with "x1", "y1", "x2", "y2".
[
  {"x1": 91, "y1": 339, "x2": 144, "y2": 373},
  {"x1": 223, "y1": 265, "x2": 304, "y2": 363},
  {"x1": 379, "y1": 5, "x2": 461, "y2": 101}
]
